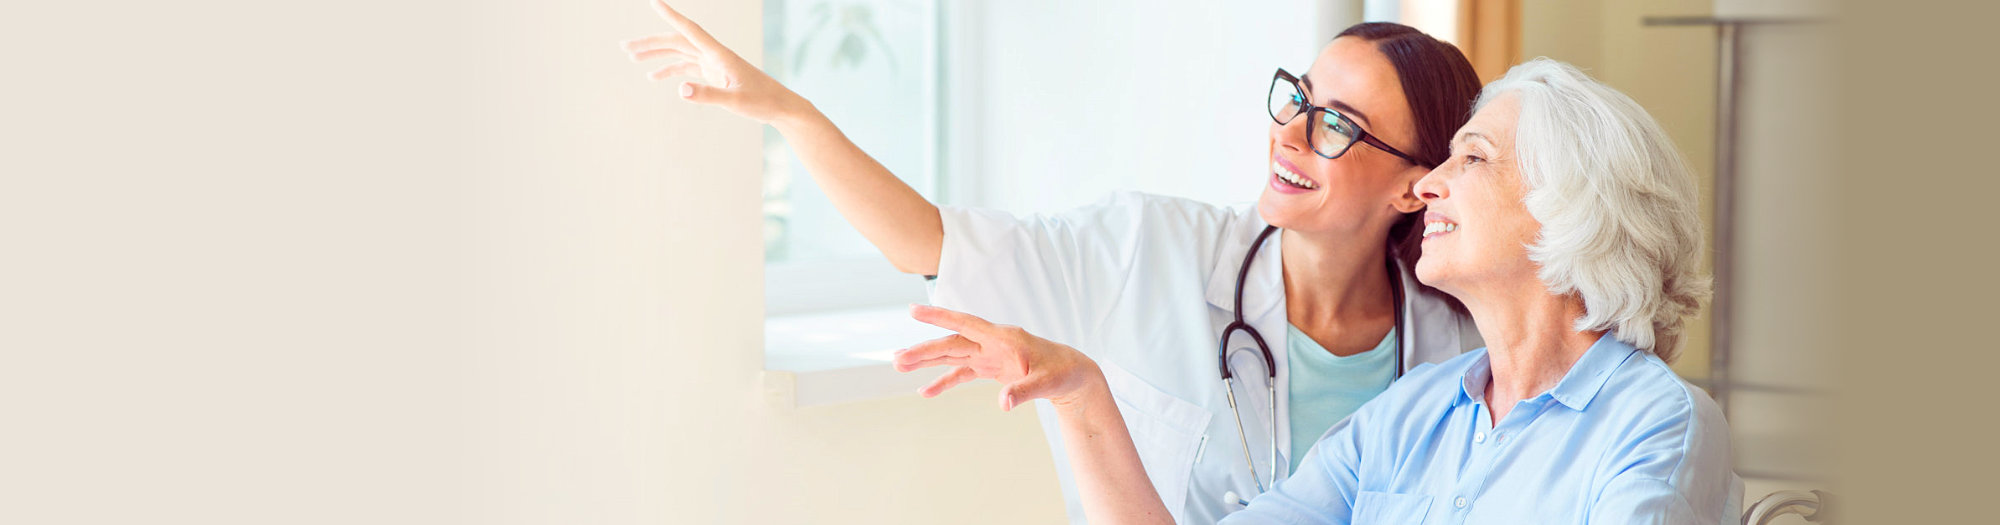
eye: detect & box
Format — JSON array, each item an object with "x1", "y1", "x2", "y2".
[
  {"x1": 1464, "y1": 154, "x2": 1485, "y2": 165},
  {"x1": 1322, "y1": 113, "x2": 1355, "y2": 136}
]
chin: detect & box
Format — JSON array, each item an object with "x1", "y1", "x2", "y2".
[
  {"x1": 1413, "y1": 256, "x2": 1451, "y2": 289},
  {"x1": 1254, "y1": 193, "x2": 1293, "y2": 229}
]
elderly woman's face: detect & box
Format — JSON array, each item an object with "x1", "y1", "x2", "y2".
[{"x1": 1411, "y1": 94, "x2": 1542, "y2": 296}]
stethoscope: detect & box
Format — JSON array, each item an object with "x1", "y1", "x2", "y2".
[{"x1": 1217, "y1": 225, "x2": 1405, "y2": 502}]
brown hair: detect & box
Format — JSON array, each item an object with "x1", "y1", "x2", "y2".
[{"x1": 1334, "y1": 22, "x2": 1482, "y2": 273}]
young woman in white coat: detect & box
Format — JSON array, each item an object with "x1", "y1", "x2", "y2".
[{"x1": 625, "y1": 3, "x2": 1484, "y2": 522}]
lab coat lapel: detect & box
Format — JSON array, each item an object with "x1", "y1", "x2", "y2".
[{"x1": 1203, "y1": 225, "x2": 1284, "y2": 322}]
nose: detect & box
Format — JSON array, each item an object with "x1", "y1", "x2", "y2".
[
  {"x1": 1272, "y1": 115, "x2": 1309, "y2": 154},
  {"x1": 1414, "y1": 165, "x2": 1448, "y2": 203}
]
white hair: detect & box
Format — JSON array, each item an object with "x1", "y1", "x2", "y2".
[{"x1": 1478, "y1": 58, "x2": 1711, "y2": 361}]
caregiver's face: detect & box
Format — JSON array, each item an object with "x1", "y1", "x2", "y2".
[
  {"x1": 1411, "y1": 93, "x2": 1540, "y2": 295},
  {"x1": 1258, "y1": 36, "x2": 1426, "y2": 235}
]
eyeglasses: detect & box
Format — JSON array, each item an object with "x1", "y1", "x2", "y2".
[{"x1": 1267, "y1": 68, "x2": 1426, "y2": 166}]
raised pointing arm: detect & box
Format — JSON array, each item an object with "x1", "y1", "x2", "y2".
[{"x1": 623, "y1": 1, "x2": 942, "y2": 274}]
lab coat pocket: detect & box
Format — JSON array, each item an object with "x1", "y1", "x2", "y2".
[
  {"x1": 1100, "y1": 361, "x2": 1212, "y2": 521},
  {"x1": 1354, "y1": 491, "x2": 1434, "y2": 524}
]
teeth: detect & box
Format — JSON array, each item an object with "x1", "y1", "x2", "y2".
[
  {"x1": 1423, "y1": 222, "x2": 1458, "y2": 236},
  {"x1": 1271, "y1": 161, "x2": 1316, "y2": 189}
]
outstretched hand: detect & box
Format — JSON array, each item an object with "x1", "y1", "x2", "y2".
[
  {"x1": 893, "y1": 305, "x2": 1104, "y2": 411},
  {"x1": 897, "y1": 305, "x2": 1174, "y2": 524},
  {"x1": 622, "y1": 0, "x2": 811, "y2": 124}
]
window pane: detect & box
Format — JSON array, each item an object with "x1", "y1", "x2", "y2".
[{"x1": 763, "y1": 0, "x2": 939, "y2": 263}]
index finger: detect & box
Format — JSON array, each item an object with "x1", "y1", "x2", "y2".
[
  {"x1": 650, "y1": 0, "x2": 724, "y2": 53},
  {"x1": 909, "y1": 304, "x2": 999, "y2": 340},
  {"x1": 892, "y1": 334, "x2": 977, "y2": 372}
]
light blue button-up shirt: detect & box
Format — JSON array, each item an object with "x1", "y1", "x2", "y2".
[{"x1": 1221, "y1": 333, "x2": 1740, "y2": 524}]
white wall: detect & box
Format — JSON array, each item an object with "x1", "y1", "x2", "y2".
[
  {"x1": 951, "y1": 0, "x2": 1352, "y2": 214},
  {"x1": 1, "y1": 1, "x2": 1065, "y2": 523}
]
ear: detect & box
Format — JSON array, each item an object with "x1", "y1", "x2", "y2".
[{"x1": 1389, "y1": 165, "x2": 1429, "y2": 214}]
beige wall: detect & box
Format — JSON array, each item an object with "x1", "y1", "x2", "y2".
[
  {"x1": 456, "y1": 2, "x2": 1067, "y2": 521},
  {"x1": 1521, "y1": 0, "x2": 1720, "y2": 379},
  {"x1": 2, "y1": 0, "x2": 1062, "y2": 523}
]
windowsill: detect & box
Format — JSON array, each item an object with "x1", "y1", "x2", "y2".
[{"x1": 762, "y1": 304, "x2": 953, "y2": 408}]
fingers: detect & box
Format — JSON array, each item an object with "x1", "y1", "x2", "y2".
[
  {"x1": 892, "y1": 334, "x2": 977, "y2": 372},
  {"x1": 649, "y1": 0, "x2": 725, "y2": 53},
  {"x1": 678, "y1": 81, "x2": 738, "y2": 104},
  {"x1": 648, "y1": 62, "x2": 701, "y2": 82},
  {"x1": 622, "y1": 34, "x2": 696, "y2": 56},
  {"x1": 895, "y1": 354, "x2": 970, "y2": 375},
  {"x1": 908, "y1": 304, "x2": 998, "y2": 340},
  {"x1": 919, "y1": 366, "x2": 978, "y2": 398},
  {"x1": 628, "y1": 47, "x2": 694, "y2": 63}
]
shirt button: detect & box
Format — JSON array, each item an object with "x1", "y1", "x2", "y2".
[
  {"x1": 1473, "y1": 431, "x2": 1486, "y2": 443},
  {"x1": 1454, "y1": 496, "x2": 1468, "y2": 509}
]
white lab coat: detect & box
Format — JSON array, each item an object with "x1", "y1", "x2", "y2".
[{"x1": 927, "y1": 192, "x2": 1483, "y2": 524}]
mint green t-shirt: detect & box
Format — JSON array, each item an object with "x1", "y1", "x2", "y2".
[{"x1": 1286, "y1": 324, "x2": 1398, "y2": 472}]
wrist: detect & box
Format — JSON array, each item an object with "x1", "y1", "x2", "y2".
[
  {"x1": 770, "y1": 96, "x2": 824, "y2": 134},
  {"x1": 1048, "y1": 360, "x2": 1110, "y2": 411}
]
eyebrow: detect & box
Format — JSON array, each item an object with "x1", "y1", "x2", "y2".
[
  {"x1": 1454, "y1": 131, "x2": 1496, "y2": 152},
  {"x1": 1328, "y1": 99, "x2": 1374, "y2": 128},
  {"x1": 1297, "y1": 74, "x2": 1375, "y2": 127}
]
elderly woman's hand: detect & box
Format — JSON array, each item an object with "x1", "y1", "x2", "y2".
[
  {"x1": 893, "y1": 305, "x2": 1105, "y2": 411},
  {"x1": 622, "y1": 0, "x2": 812, "y2": 125}
]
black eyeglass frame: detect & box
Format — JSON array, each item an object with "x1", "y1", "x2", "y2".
[{"x1": 1268, "y1": 68, "x2": 1428, "y2": 167}]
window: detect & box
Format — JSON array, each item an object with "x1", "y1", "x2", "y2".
[
  {"x1": 761, "y1": 0, "x2": 950, "y2": 378},
  {"x1": 758, "y1": 2, "x2": 1337, "y2": 405}
]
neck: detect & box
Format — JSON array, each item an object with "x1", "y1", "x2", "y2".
[
  {"x1": 1456, "y1": 278, "x2": 1603, "y2": 414},
  {"x1": 1279, "y1": 228, "x2": 1394, "y2": 328}
]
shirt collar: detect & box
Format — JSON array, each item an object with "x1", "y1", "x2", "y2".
[
  {"x1": 1546, "y1": 333, "x2": 1638, "y2": 410},
  {"x1": 1454, "y1": 352, "x2": 1491, "y2": 407},
  {"x1": 1453, "y1": 333, "x2": 1640, "y2": 411}
]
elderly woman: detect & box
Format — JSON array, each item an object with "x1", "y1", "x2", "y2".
[{"x1": 895, "y1": 58, "x2": 1738, "y2": 524}]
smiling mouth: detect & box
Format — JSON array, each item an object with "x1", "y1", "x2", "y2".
[
  {"x1": 1271, "y1": 160, "x2": 1318, "y2": 190},
  {"x1": 1422, "y1": 220, "x2": 1458, "y2": 240}
]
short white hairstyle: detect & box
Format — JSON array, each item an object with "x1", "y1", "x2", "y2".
[{"x1": 1479, "y1": 58, "x2": 1711, "y2": 361}]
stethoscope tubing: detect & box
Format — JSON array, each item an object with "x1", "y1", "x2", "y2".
[{"x1": 1217, "y1": 225, "x2": 1406, "y2": 499}]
